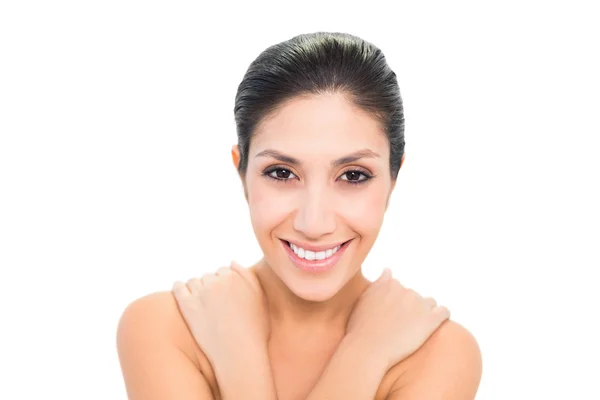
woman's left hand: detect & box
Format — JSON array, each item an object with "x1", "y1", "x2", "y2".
[{"x1": 172, "y1": 261, "x2": 271, "y2": 367}]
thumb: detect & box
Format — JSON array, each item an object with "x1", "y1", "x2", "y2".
[
  {"x1": 230, "y1": 260, "x2": 261, "y2": 291},
  {"x1": 230, "y1": 260, "x2": 247, "y2": 276},
  {"x1": 376, "y1": 268, "x2": 392, "y2": 283}
]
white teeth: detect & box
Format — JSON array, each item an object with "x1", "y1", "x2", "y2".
[{"x1": 288, "y1": 241, "x2": 343, "y2": 260}]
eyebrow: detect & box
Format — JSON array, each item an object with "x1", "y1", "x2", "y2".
[{"x1": 255, "y1": 148, "x2": 380, "y2": 167}]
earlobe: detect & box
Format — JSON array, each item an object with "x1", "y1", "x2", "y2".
[
  {"x1": 231, "y1": 144, "x2": 249, "y2": 202},
  {"x1": 231, "y1": 145, "x2": 241, "y2": 170}
]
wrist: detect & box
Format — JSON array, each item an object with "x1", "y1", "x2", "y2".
[
  {"x1": 213, "y1": 345, "x2": 277, "y2": 400},
  {"x1": 305, "y1": 334, "x2": 388, "y2": 400}
]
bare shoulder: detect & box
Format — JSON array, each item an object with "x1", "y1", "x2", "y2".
[
  {"x1": 116, "y1": 291, "x2": 218, "y2": 399},
  {"x1": 117, "y1": 291, "x2": 199, "y2": 363},
  {"x1": 388, "y1": 319, "x2": 482, "y2": 399}
]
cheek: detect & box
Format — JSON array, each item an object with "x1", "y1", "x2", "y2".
[
  {"x1": 339, "y1": 185, "x2": 386, "y2": 217},
  {"x1": 336, "y1": 186, "x2": 388, "y2": 233},
  {"x1": 247, "y1": 178, "x2": 294, "y2": 234}
]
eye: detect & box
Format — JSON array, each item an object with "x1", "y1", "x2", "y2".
[
  {"x1": 339, "y1": 169, "x2": 373, "y2": 185},
  {"x1": 263, "y1": 167, "x2": 298, "y2": 182},
  {"x1": 263, "y1": 166, "x2": 374, "y2": 185}
]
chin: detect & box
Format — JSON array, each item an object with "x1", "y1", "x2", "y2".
[
  {"x1": 276, "y1": 257, "x2": 353, "y2": 302},
  {"x1": 285, "y1": 285, "x2": 342, "y2": 303}
]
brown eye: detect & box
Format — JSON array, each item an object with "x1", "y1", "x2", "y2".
[
  {"x1": 340, "y1": 170, "x2": 371, "y2": 184},
  {"x1": 345, "y1": 171, "x2": 363, "y2": 181},
  {"x1": 264, "y1": 167, "x2": 297, "y2": 182},
  {"x1": 274, "y1": 169, "x2": 292, "y2": 179}
]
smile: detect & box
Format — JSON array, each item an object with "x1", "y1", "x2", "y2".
[
  {"x1": 280, "y1": 239, "x2": 353, "y2": 273},
  {"x1": 286, "y1": 241, "x2": 343, "y2": 260}
]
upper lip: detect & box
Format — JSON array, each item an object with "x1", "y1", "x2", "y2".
[{"x1": 281, "y1": 238, "x2": 351, "y2": 252}]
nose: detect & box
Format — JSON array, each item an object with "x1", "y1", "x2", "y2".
[{"x1": 293, "y1": 185, "x2": 336, "y2": 239}]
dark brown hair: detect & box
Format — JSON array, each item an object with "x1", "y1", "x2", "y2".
[{"x1": 234, "y1": 32, "x2": 405, "y2": 180}]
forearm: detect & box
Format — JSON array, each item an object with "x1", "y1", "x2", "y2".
[
  {"x1": 306, "y1": 335, "x2": 389, "y2": 400},
  {"x1": 213, "y1": 345, "x2": 278, "y2": 400}
]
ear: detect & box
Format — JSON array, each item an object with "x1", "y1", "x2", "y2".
[
  {"x1": 231, "y1": 144, "x2": 249, "y2": 202},
  {"x1": 231, "y1": 144, "x2": 241, "y2": 170}
]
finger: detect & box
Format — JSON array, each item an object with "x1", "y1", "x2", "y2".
[
  {"x1": 375, "y1": 268, "x2": 392, "y2": 283},
  {"x1": 431, "y1": 305, "x2": 451, "y2": 324},
  {"x1": 201, "y1": 273, "x2": 218, "y2": 286},
  {"x1": 172, "y1": 280, "x2": 191, "y2": 298},
  {"x1": 422, "y1": 296, "x2": 437, "y2": 309},
  {"x1": 403, "y1": 288, "x2": 422, "y2": 301},
  {"x1": 215, "y1": 266, "x2": 232, "y2": 276},
  {"x1": 384, "y1": 268, "x2": 392, "y2": 280},
  {"x1": 229, "y1": 260, "x2": 244, "y2": 273},
  {"x1": 186, "y1": 277, "x2": 204, "y2": 294},
  {"x1": 230, "y1": 261, "x2": 261, "y2": 291},
  {"x1": 391, "y1": 278, "x2": 406, "y2": 290}
]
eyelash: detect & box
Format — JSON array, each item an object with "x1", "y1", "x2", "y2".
[{"x1": 262, "y1": 166, "x2": 374, "y2": 186}]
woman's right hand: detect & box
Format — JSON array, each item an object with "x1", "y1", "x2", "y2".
[{"x1": 345, "y1": 268, "x2": 451, "y2": 370}]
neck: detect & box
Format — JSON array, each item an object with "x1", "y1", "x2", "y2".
[{"x1": 251, "y1": 257, "x2": 371, "y2": 333}]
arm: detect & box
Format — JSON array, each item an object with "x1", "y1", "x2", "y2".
[
  {"x1": 305, "y1": 334, "x2": 390, "y2": 400},
  {"x1": 387, "y1": 321, "x2": 482, "y2": 400},
  {"x1": 117, "y1": 291, "x2": 279, "y2": 400},
  {"x1": 171, "y1": 271, "x2": 279, "y2": 400},
  {"x1": 211, "y1": 344, "x2": 278, "y2": 400},
  {"x1": 116, "y1": 292, "x2": 216, "y2": 400},
  {"x1": 306, "y1": 320, "x2": 481, "y2": 400}
]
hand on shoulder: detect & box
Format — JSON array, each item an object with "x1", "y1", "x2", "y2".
[
  {"x1": 346, "y1": 269, "x2": 481, "y2": 399},
  {"x1": 346, "y1": 268, "x2": 451, "y2": 370},
  {"x1": 388, "y1": 319, "x2": 482, "y2": 399},
  {"x1": 170, "y1": 262, "x2": 271, "y2": 367}
]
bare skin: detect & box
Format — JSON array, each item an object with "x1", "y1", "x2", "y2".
[
  {"x1": 169, "y1": 263, "x2": 408, "y2": 400},
  {"x1": 117, "y1": 270, "x2": 479, "y2": 400},
  {"x1": 224, "y1": 93, "x2": 403, "y2": 398},
  {"x1": 252, "y1": 259, "x2": 377, "y2": 400},
  {"x1": 117, "y1": 92, "x2": 482, "y2": 399}
]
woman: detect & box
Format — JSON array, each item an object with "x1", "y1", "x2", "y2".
[{"x1": 117, "y1": 32, "x2": 482, "y2": 399}]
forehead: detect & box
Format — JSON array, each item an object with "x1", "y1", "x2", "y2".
[{"x1": 250, "y1": 93, "x2": 389, "y2": 158}]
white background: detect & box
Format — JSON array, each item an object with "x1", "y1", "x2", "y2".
[{"x1": 1, "y1": 1, "x2": 598, "y2": 399}]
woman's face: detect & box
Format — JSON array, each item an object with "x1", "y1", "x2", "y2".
[{"x1": 235, "y1": 93, "x2": 399, "y2": 302}]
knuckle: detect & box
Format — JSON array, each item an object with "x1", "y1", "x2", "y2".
[
  {"x1": 432, "y1": 305, "x2": 450, "y2": 320},
  {"x1": 215, "y1": 266, "x2": 231, "y2": 276},
  {"x1": 186, "y1": 277, "x2": 200, "y2": 286},
  {"x1": 400, "y1": 289, "x2": 424, "y2": 308},
  {"x1": 422, "y1": 296, "x2": 437, "y2": 307},
  {"x1": 390, "y1": 278, "x2": 402, "y2": 287},
  {"x1": 388, "y1": 279, "x2": 404, "y2": 293}
]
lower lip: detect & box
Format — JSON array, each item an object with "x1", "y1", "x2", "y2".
[{"x1": 281, "y1": 239, "x2": 352, "y2": 274}]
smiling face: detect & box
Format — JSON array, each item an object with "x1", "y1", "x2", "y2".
[{"x1": 234, "y1": 92, "x2": 400, "y2": 302}]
